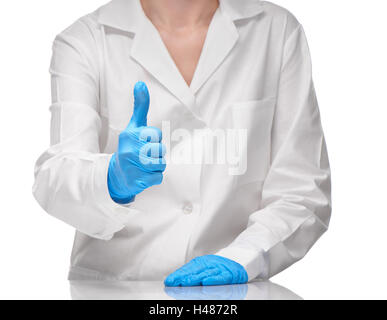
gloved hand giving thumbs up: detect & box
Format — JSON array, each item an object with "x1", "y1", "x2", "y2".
[{"x1": 107, "y1": 82, "x2": 166, "y2": 204}]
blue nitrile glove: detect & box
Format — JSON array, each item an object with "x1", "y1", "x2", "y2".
[
  {"x1": 107, "y1": 82, "x2": 166, "y2": 204},
  {"x1": 164, "y1": 255, "x2": 248, "y2": 287}
]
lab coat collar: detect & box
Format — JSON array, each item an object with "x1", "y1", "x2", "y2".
[
  {"x1": 131, "y1": 17, "x2": 198, "y2": 112},
  {"x1": 98, "y1": 0, "x2": 264, "y2": 33},
  {"x1": 97, "y1": 0, "x2": 142, "y2": 33},
  {"x1": 220, "y1": 0, "x2": 264, "y2": 21},
  {"x1": 97, "y1": 0, "x2": 264, "y2": 114},
  {"x1": 188, "y1": 0, "x2": 265, "y2": 94}
]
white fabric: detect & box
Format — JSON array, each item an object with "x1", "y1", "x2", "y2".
[{"x1": 33, "y1": 0, "x2": 331, "y2": 281}]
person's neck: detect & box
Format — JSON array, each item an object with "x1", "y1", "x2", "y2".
[{"x1": 140, "y1": 0, "x2": 219, "y2": 32}]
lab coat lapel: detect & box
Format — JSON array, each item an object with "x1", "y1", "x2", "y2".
[
  {"x1": 130, "y1": 18, "x2": 196, "y2": 111},
  {"x1": 190, "y1": 1, "x2": 265, "y2": 94},
  {"x1": 189, "y1": 8, "x2": 239, "y2": 94},
  {"x1": 98, "y1": 0, "x2": 265, "y2": 113}
]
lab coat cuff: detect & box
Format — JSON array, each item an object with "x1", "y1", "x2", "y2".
[
  {"x1": 216, "y1": 246, "x2": 267, "y2": 282},
  {"x1": 93, "y1": 154, "x2": 139, "y2": 238}
]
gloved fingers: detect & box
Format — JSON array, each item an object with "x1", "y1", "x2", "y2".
[
  {"x1": 140, "y1": 143, "x2": 166, "y2": 158},
  {"x1": 138, "y1": 154, "x2": 166, "y2": 172},
  {"x1": 164, "y1": 274, "x2": 178, "y2": 287},
  {"x1": 138, "y1": 126, "x2": 162, "y2": 143},
  {"x1": 165, "y1": 259, "x2": 214, "y2": 287},
  {"x1": 178, "y1": 268, "x2": 222, "y2": 287},
  {"x1": 167, "y1": 268, "x2": 220, "y2": 287},
  {"x1": 201, "y1": 271, "x2": 234, "y2": 286},
  {"x1": 172, "y1": 259, "x2": 208, "y2": 277},
  {"x1": 128, "y1": 81, "x2": 150, "y2": 129},
  {"x1": 165, "y1": 264, "x2": 205, "y2": 287}
]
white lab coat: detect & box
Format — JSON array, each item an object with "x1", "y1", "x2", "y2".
[{"x1": 33, "y1": 0, "x2": 331, "y2": 281}]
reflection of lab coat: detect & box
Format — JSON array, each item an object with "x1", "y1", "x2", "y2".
[{"x1": 33, "y1": 0, "x2": 331, "y2": 281}]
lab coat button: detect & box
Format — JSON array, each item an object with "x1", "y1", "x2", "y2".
[{"x1": 182, "y1": 203, "x2": 193, "y2": 215}]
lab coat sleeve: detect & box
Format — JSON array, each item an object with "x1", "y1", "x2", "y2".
[
  {"x1": 32, "y1": 19, "x2": 134, "y2": 240},
  {"x1": 216, "y1": 25, "x2": 331, "y2": 280}
]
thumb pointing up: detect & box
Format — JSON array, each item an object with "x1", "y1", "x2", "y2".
[{"x1": 128, "y1": 81, "x2": 150, "y2": 129}]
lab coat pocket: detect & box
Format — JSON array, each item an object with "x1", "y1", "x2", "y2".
[{"x1": 230, "y1": 97, "x2": 276, "y2": 186}]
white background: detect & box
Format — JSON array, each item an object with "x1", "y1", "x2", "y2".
[{"x1": 0, "y1": 0, "x2": 386, "y2": 300}]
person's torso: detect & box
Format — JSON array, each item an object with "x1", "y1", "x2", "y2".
[{"x1": 69, "y1": 0, "x2": 292, "y2": 280}]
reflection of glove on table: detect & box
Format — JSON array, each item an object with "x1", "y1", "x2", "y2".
[
  {"x1": 165, "y1": 284, "x2": 248, "y2": 300},
  {"x1": 108, "y1": 82, "x2": 166, "y2": 204},
  {"x1": 165, "y1": 255, "x2": 248, "y2": 287}
]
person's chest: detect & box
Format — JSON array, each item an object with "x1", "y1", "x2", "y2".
[
  {"x1": 98, "y1": 13, "x2": 284, "y2": 174},
  {"x1": 102, "y1": 19, "x2": 281, "y2": 120},
  {"x1": 158, "y1": 25, "x2": 209, "y2": 88},
  {"x1": 95, "y1": 13, "x2": 288, "y2": 188}
]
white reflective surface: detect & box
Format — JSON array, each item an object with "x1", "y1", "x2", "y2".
[{"x1": 70, "y1": 280, "x2": 302, "y2": 300}]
